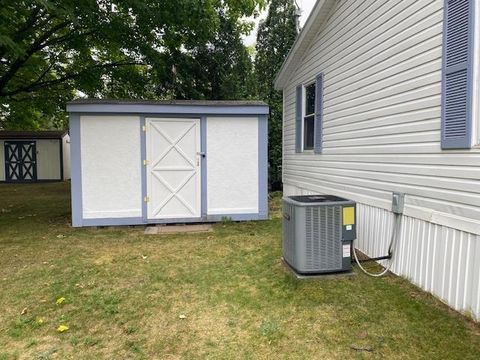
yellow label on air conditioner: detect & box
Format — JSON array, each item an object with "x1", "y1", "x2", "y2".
[{"x1": 343, "y1": 207, "x2": 355, "y2": 226}]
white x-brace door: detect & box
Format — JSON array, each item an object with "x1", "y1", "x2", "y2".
[{"x1": 146, "y1": 118, "x2": 201, "y2": 219}]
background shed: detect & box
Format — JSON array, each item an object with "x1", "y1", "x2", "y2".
[
  {"x1": 0, "y1": 131, "x2": 70, "y2": 183},
  {"x1": 67, "y1": 100, "x2": 269, "y2": 227}
]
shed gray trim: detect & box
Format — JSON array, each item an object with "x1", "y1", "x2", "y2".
[
  {"x1": 68, "y1": 99, "x2": 267, "y2": 106},
  {"x1": 80, "y1": 213, "x2": 268, "y2": 227},
  {"x1": 82, "y1": 217, "x2": 145, "y2": 227},
  {"x1": 441, "y1": 0, "x2": 474, "y2": 149},
  {"x1": 67, "y1": 102, "x2": 268, "y2": 115},
  {"x1": 258, "y1": 115, "x2": 268, "y2": 217},
  {"x1": 201, "y1": 116, "x2": 208, "y2": 216},
  {"x1": 140, "y1": 116, "x2": 148, "y2": 222},
  {"x1": 69, "y1": 114, "x2": 83, "y2": 227},
  {"x1": 149, "y1": 213, "x2": 268, "y2": 224},
  {"x1": 71, "y1": 112, "x2": 265, "y2": 119}
]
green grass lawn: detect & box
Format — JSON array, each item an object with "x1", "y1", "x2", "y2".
[{"x1": 0, "y1": 183, "x2": 479, "y2": 359}]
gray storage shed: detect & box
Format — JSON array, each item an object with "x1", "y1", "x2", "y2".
[{"x1": 67, "y1": 99, "x2": 269, "y2": 227}]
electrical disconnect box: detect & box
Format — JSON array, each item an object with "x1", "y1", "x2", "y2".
[{"x1": 392, "y1": 192, "x2": 405, "y2": 214}]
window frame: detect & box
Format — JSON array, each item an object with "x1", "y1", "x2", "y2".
[{"x1": 302, "y1": 81, "x2": 316, "y2": 151}]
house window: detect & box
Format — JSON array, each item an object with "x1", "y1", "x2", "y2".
[
  {"x1": 295, "y1": 74, "x2": 323, "y2": 154},
  {"x1": 304, "y1": 83, "x2": 316, "y2": 150}
]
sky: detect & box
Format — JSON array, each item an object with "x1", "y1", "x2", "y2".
[{"x1": 242, "y1": 0, "x2": 318, "y2": 46}]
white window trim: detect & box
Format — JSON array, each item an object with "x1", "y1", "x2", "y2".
[{"x1": 302, "y1": 81, "x2": 316, "y2": 153}]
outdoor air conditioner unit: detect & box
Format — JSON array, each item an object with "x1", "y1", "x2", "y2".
[{"x1": 282, "y1": 195, "x2": 356, "y2": 275}]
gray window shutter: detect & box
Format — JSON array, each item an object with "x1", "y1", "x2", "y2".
[
  {"x1": 295, "y1": 85, "x2": 302, "y2": 153},
  {"x1": 314, "y1": 73, "x2": 324, "y2": 154},
  {"x1": 441, "y1": 0, "x2": 474, "y2": 149}
]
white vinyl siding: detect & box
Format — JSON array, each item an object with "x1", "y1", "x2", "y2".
[{"x1": 283, "y1": 0, "x2": 480, "y2": 235}]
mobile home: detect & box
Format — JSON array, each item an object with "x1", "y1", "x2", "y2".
[{"x1": 275, "y1": 0, "x2": 480, "y2": 320}]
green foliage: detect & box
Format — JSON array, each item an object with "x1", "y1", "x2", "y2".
[
  {"x1": 0, "y1": 0, "x2": 266, "y2": 129},
  {"x1": 255, "y1": 0, "x2": 297, "y2": 185},
  {"x1": 1, "y1": 89, "x2": 71, "y2": 130},
  {"x1": 152, "y1": 11, "x2": 257, "y2": 101}
]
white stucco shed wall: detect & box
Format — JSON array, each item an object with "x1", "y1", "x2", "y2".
[
  {"x1": 80, "y1": 115, "x2": 142, "y2": 219},
  {"x1": 206, "y1": 116, "x2": 259, "y2": 215}
]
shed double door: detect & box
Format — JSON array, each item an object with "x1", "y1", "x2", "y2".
[
  {"x1": 4, "y1": 141, "x2": 37, "y2": 182},
  {"x1": 146, "y1": 118, "x2": 201, "y2": 219}
]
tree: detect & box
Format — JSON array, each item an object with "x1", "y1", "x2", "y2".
[
  {"x1": 255, "y1": 0, "x2": 297, "y2": 188},
  {"x1": 0, "y1": 0, "x2": 265, "y2": 129},
  {"x1": 193, "y1": 11, "x2": 257, "y2": 101},
  {"x1": 150, "y1": 10, "x2": 257, "y2": 101}
]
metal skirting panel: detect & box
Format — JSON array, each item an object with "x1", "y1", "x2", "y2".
[
  {"x1": 355, "y1": 204, "x2": 395, "y2": 269},
  {"x1": 358, "y1": 203, "x2": 480, "y2": 322},
  {"x1": 284, "y1": 183, "x2": 480, "y2": 321}
]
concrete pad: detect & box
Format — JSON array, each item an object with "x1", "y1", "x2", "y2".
[
  {"x1": 282, "y1": 258, "x2": 356, "y2": 280},
  {"x1": 144, "y1": 226, "x2": 158, "y2": 235},
  {"x1": 144, "y1": 224, "x2": 213, "y2": 235}
]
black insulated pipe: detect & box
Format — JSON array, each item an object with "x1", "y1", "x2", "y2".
[{"x1": 351, "y1": 254, "x2": 392, "y2": 264}]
